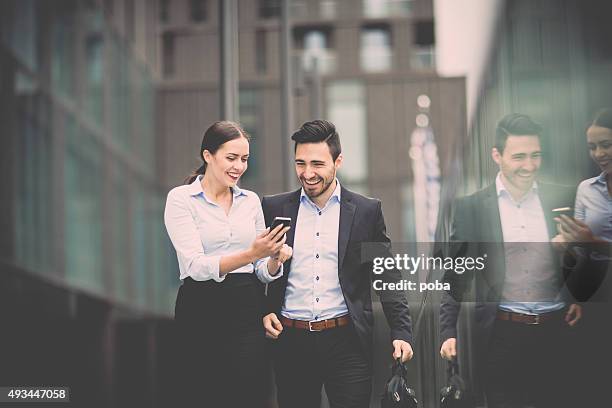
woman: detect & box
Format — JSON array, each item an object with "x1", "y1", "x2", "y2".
[
  {"x1": 557, "y1": 108, "x2": 612, "y2": 247},
  {"x1": 164, "y1": 121, "x2": 291, "y2": 407},
  {"x1": 555, "y1": 108, "x2": 612, "y2": 405}
]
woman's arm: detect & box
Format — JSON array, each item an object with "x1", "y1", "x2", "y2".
[
  {"x1": 253, "y1": 201, "x2": 291, "y2": 283},
  {"x1": 164, "y1": 190, "x2": 280, "y2": 281}
]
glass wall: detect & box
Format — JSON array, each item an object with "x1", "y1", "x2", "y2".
[{"x1": 1, "y1": 0, "x2": 177, "y2": 315}]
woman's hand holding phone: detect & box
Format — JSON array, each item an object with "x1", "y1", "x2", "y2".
[
  {"x1": 556, "y1": 214, "x2": 597, "y2": 243},
  {"x1": 250, "y1": 224, "x2": 291, "y2": 260}
]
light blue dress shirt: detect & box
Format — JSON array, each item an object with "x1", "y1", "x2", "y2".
[
  {"x1": 164, "y1": 175, "x2": 282, "y2": 283},
  {"x1": 575, "y1": 173, "x2": 612, "y2": 243},
  {"x1": 281, "y1": 180, "x2": 349, "y2": 321},
  {"x1": 495, "y1": 173, "x2": 565, "y2": 315}
]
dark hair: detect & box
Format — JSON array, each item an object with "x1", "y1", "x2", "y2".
[
  {"x1": 495, "y1": 113, "x2": 543, "y2": 153},
  {"x1": 184, "y1": 121, "x2": 250, "y2": 184},
  {"x1": 291, "y1": 119, "x2": 341, "y2": 161},
  {"x1": 591, "y1": 107, "x2": 612, "y2": 130}
]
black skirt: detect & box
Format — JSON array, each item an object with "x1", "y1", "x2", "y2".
[{"x1": 174, "y1": 273, "x2": 268, "y2": 408}]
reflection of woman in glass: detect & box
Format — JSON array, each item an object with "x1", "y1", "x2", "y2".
[
  {"x1": 557, "y1": 108, "x2": 612, "y2": 246},
  {"x1": 164, "y1": 121, "x2": 291, "y2": 407},
  {"x1": 555, "y1": 108, "x2": 612, "y2": 405}
]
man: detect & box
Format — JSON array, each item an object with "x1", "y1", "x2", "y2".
[
  {"x1": 261, "y1": 120, "x2": 413, "y2": 408},
  {"x1": 439, "y1": 113, "x2": 582, "y2": 408}
]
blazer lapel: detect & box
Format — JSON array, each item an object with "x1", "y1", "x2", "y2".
[
  {"x1": 537, "y1": 183, "x2": 558, "y2": 239},
  {"x1": 481, "y1": 184, "x2": 506, "y2": 289},
  {"x1": 482, "y1": 184, "x2": 503, "y2": 242},
  {"x1": 337, "y1": 188, "x2": 356, "y2": 272},
  {"x1": 282, "y1": 189, "x2": 302, "y2": 248}
]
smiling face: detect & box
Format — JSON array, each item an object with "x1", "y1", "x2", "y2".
[
  {"x1": 295, "y1": 142, "x2": 342, "y2": 206},
  {"x1": 492, "y1": 135, "x2": 542, "y2": 196},
  {"x1": 203, "y1": 136, "x2": 249, "y2": 188},
  {"x1": 587, "y1": 125, "x2": 612, "y2": 174}
]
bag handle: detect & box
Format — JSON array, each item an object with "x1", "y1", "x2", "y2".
[{"x1": 446, "y1": 357, "x2": 459, "y2": 378}]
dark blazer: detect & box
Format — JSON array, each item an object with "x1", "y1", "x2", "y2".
[
  {"x1": 439, "y1": 182, "x2": 576, "y2": 345},
  {"x1": 261, "y1": 186, "x2": 413, "y2": 364}
]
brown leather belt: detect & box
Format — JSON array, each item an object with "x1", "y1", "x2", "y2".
[
  {"x1": 496, "y1": 309, "x2": 564, "y2": 325},
  {"x1": 280, "y1": 315, "x2": 351, "y2": 332}
]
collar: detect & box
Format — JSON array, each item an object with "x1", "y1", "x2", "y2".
[
  {"x1": 591, "y1": 172, "x2": 608, "y2": 186},
  {"x1": 300, "y1": 178, "x2": 342, "y2": 209},
  {"x1": 495, "y1": 172, "x2": 538, "y2": 198},
  {"x1": 187, "y1": 174, "x2": 246, "y2": 199}
]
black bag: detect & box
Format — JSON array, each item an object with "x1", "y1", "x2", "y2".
[
  {"x1": 381, "y1": 358, "x2": 418, "y2": 408},
  {"x1": 440, "y1": 359, "x2": 476, "y2": 408}
]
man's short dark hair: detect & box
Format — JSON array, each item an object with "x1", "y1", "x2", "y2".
[
  {"x1": 495, "y1": 113, "x2": 543, "y2": 153},
  {"x1": 291, "y1": 119, "x2": 342, "y2": 161}
]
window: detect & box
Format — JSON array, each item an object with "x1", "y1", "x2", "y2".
[
  {"x1": 125, "y1": 0, "x2": 134, "y2": 41},
  {"x1": 51, "y1": 4, "x2": 76, "y2": 97},
  {"x1": 295, "y1": 27, "x2": 335, "y2": 74},
  {"x1": 65, "y1": 121, "x2": 104, "y2": 294},
  {"x1": 259, "y1": 0, "x2": 281, "y2": 19},
  {"x1": 190, "y1": 0, "x2": 206, "y2": 22},
  {"x1": 291, "y1": 0, "x2": 307, "y2": 18},
  {"x1": 363, "y1": 0, "x2": 413, "y2": 18},
  {"x1": 320, "y1": 0, "x2": 337, "y2": 19},
  {"x1": 162, "y1": 32, "x2": 175, "y2": 77},
  {"x1": 360, "y1": 25, "x2": 392, "y2": 72},
  {"x1": 238, "y1": 89, "x2": 260, "y2": 185},
  {"x1": 255, "y1": 30, "x2": 267, "y2": 74},
  {"x1": 84, "y1": 32, "x2": 104, "y2": 125},
  {"x1": 326, "y1": 81, "x2": 368, "y2": 189},
  {"x1": 159, "y1": 0, "x2": 169, "y2": 23},
  {"x1": 412, "y1": 21, "x2": 435, "y2": 69}
]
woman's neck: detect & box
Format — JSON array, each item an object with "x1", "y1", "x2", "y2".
[{"x1": 201, "y1": 173, "x2": 230, "y2": 201}]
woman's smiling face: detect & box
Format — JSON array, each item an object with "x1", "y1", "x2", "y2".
[
  {"x1": 587, "y1": 125, "x2": 612, "y2": 173},
  {"x1": 204, "y1": 136, "x2": 250, "y2": 187}
]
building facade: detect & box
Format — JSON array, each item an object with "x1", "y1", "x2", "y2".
[{"x1": 0, "y1": 1, "x2": 179, "y2": 406}]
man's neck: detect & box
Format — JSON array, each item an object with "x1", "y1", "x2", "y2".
[
  {"x1": 500, "y1": 174, "x2": 532, "y2": 203},
  {"x1": 311, "y1": 179, "x2": 337, "y2": 209}
]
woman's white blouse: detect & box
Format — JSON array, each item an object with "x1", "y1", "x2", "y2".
[{"x1": 164, "y1": 175, "x2": 283, "y2": 283}]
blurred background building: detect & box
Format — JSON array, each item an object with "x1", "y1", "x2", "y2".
[
  {"x1": 0, "y1": 1, "x2": 177, "y2": 407},
  {"x1": 2, "y1": 0, "x2": 611, "y2": 407}
]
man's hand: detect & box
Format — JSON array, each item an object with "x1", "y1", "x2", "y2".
[
  {"x1": 440, "y1": 338, "x2": 457, "y2": 361},
  {"x1": 565, "y1": 304, "x2": 582, "y2": 327},
  {"x1": 263, "y1": 313, "x2": 283, "y2": 339},
  {"x1": 268, "y1": 244, "x2": 293, "y2": 275},
  {"x1": 551, "y1": 233, "x2": 568, "y2": 252},
  {"x1": 392, "y1": 340, "x2": 413, "y2": 363}
]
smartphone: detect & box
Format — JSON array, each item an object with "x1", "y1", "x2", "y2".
[
  {"x1": 552, "y1": 207, "x2": 574, "y2": 218},
  {"x1": 271, "y1": 216, "x2": 291, "y2": 231}
]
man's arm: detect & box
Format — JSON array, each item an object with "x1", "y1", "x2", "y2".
[
  {"x1": 439, "y1": 198, "x2": 474, "y2": 358},
  {"x1": 370, "y1": 200, "x2": 413, "y2": 360}
]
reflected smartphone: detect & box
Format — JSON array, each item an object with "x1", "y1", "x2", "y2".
[
  {"x1": 271, "y1": 216, "x2": 291, "y2": 232},
  {"x1": 552, "y1": 207, "x2": 574, "y2": 219}
]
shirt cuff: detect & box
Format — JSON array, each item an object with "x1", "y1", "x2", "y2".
[
  {"x1": 257, "y1": 257, "x2": 284, "y2": 283},
  {"x1": 190, "y1": 255, "x2": 224, "y2": 282}
]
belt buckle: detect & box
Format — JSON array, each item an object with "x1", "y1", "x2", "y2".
[
  {"x1": 527, "y1": 314, "x2": 540, "y2": 325},
  {"x1": 308, "y1": 320, "x2": 322, "y2": 332}
]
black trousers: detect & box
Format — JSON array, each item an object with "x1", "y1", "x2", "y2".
[
  {"x1": 174, "y1": 274, "x2": 268, "y2": 408},
  {"x1": 273, "y1": 323, "x2": 371, "y2": 408},
  {"x1": 484, "y1": 311, "x2": 577, "y2": 408}
]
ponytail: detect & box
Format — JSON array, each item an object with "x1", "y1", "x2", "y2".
[{"x1": 184, "y1": 162, "x2": 206, "y2": 185}]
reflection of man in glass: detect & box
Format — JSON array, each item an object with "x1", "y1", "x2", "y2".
[{"x1": 439, "y1": 113, "x2": 581, "y2": 408}]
